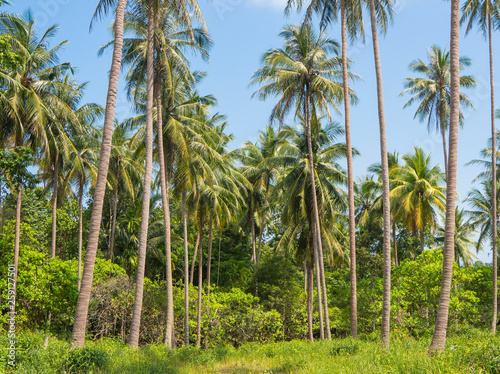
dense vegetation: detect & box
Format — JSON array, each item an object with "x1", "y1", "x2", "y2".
[{"x1": 1, "y1": 0, "x2": 500, "y2": 372}]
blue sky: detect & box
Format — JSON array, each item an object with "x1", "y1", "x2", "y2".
[{"x1": 9, "y1": 0, "x2": 499, "y2": 261}]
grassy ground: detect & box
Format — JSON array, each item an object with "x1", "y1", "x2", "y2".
[{"x1": 2, "y1": 328, "x2": 500, "y2": 373}]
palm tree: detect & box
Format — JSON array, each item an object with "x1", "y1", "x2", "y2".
[
  {"x1": 436, "y1": 208, "x2": 481, "y2": 267},
  {"x1": 251, "y1": 22, "x2": 351, "y2": 341},
  {"x1": 71, "y1": 0, "x2": 129, "y2": 348},
  {"x1": 391, "y1": 148, "x2": 446, "y2": 253},
  {"x1": 461, "y1": 0, "x2": 500, "y2": 333},
  {"x1": 274, "y1": 122, "x2": 347, "y2": 341},
  {"x1": 429, "y1": 0, "x2": 461, "y2": 353},
  {"x1": 400, "y1": 45, "x2": 476, "y2": 176},
  {"x1": 466, "y1": 180, "x2": 499, "y2": 256}
]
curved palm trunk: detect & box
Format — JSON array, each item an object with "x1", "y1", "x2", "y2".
[
  {"x1": 196, "y1": 213, "x2": 204, "y2": 349},
  {"x1": 156, "y1": 85, "x2": 175, "y2": 348},
  {"x1": 182, "y1": 190, "x2": 190, "y2": 346},
  {"x1": 78, "y1": 176, "x2": 84, "y2": 291},
  {"x1": 70, "y1": 0, "x2": 128, "y2": 348},
  {"x1": 368, "y1": 0, "x2": 392, "y2": 348},
  {"x1": 305, "y1": 83, "x2": 331, "y2": 340},
  {"x1": 109, "y1": 176, "x2": 119, "y2": 262},
  {"x1": 340, "y1": 0, "x2": 357, "y2": 339},
  {"x1": 488, "y1": 14, "x2": 498, "y2": 333},
  {"x1": 51, "y1": 152, "x2": 59, "y2": 259},
  {"x1": 128, "y1": 1, "x2": 154, "y2": 348},
  {"x1": 429, "y1": 0, "x2": 460, "y2": 353}
]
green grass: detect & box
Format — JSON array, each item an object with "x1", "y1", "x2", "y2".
[{"x1": 2, "y1": 328, "x2": 500, "y2": 373}]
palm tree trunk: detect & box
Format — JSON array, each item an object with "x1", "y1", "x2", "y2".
[
  {"x1": 196, "y1": 213, "x2": 204, "y2": 349},
  {"x1": 392, "y1": 221, "x2": 398, "y2": 267},
  {"x1": 251, "y1": 212, "x2": 256, "y2": 265},
  {"x1": 255, "y1": 182, "x2": 269, "y2": 273},
  {"x1": 440, "y1": 113, "x2": 448, "y2": 177},
  {"x1": 489, "y1": 13, "x2": 498, "y2": 333},
  {"x1": 51, "y1": 152, "x2": 59, "y2": 259},
  {"x1": 128, "y1": 0, "x2": 154, "y2": 348},
  {"x1": 305, "y1": 83, "x2": 331, "y2": 340},
  {"x1": 429, "y1": 0, "x2": 460, "y2": 353},
  {"x1": 70, "y1": 0, "x2": 128, "y2": 348},
  {"x1": 78, "y1": 176, "x2": 84, "y2": 292},
  {"x1": 341, "y1": 0, "x2": 357, "y2": 339},
  {"x1": 314, "y1": 236, "x2": 324, "y2": 340},
  {"x1": 420, "y1": 229, "x2": 425, "y2": 253},
  {"x1": 368, "y1": 0, "x2": 391, "y2": 348},
  {"x1": 207, "y1": 215, "x2": 213, "y2": 296},
  {"x1": 10, "y1": 187, "x2": 21, "y2": 319},
  {"x1": 307, "y1": 247, "x2": 314, "y2": 342},
  {"x1": 182, "y1": 190, "x2": 190, "y2": 346},
  {"x1": 156, "y1": 84, "x2": 174, "y2": 348},
  {"x1": 190, "y1": 230, "x2": 201, "y2": 284},
  {"x1": 109, "y1": 177, "x2": 119, "y2": 262}
]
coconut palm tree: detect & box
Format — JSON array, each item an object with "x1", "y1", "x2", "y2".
[
  {"x1": 461, "y1": 0, "x2": 500, "y2": 332},
  {"x1": 391, "y1": 148, "x2": 446, "y2": 253},
  {"x1": 400, "y1": 45, "x2": 476, "y2": 176},
  {"x1": 251, "y1": 21, "x2": 352, "y2": 341},
  {"x1": 71, "y1": 0, "x2": 128, "y2": 348},
  {"x1": 429, "y1": 0, "x2": 461, "y2": 353},
  {"x1": 273, "y1": 121, "x2": 348, "y2": 341}
]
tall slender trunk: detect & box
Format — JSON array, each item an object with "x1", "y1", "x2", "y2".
[
  {"x1": 182, "y1": 191, "x2": 190, "y2": 346},
  {"x1": 255, "y1": 183, "x2": 269, "y2": 273},
  {"x1": 128, "y1": 1, "x2": 154, "y2": 348},
  {"x1": 70, "y1": 0, "x2": 128, "y2": 348},
  {"x1": 440, "y1": 111, "x2": 448, "y2": 178},
  {"x1": 341, "y1": 0, "x2": 357, "y2": 339},
  {"x1": 251, "y1": 212, "x2": 256, "y2": 265},
  {"x1": 420, "y1": 229, "x2": 424, "y2": 253},
  {"x1": 306, "y1": 245, "x2": 314, "y2": 342},
  {"x1": 204, "y1": 215, "x2": 213, "y2": 349},
  {"x1": 489, "y1": 14, "x2": 498, "y2": 333},
  {"x1": 314, "y1": 235, "x2": 324, "y2": 340},
  {"x1": 156, "y1": 83, "x2": 174, "y2": 348},
  {"x1": 429, "y1": 0, "x2": 460, "y2": 353},
  {"x1": 304, "y1": 83, "x2": 331, "y2": 340},
  {"x1": 368, "y1": 0, "x2": 391, "y2": 348},
  {"x1": 190, "y1": 231, "x2": 201, "y2": 284},
  {"x1": 78, "y1": 176, "x2": 84, "y2": 292},
  {"x1": 51, "y1": 152, "x2": 59, "y2": 259},
  {"x1": 196, "y1": 213, "x2": 204, "y2": 349},
  {"x1": 109, "y1": 175, "x2": 119, "y2": 262},
  {"x1": 392, "y1": 221, "x2": 398, "y2": 267},
  {"x1": 206, "y1": 215, "x2": 213, "y2": 296},
  {"x1": 10, "y1": 187, "x2": 21, "y2": 320}
]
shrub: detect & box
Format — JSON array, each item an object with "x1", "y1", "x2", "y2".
[{"x1": 65, "y1": 346, "x2": 109, "y2": 373}]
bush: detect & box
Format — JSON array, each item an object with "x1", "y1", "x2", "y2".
[{"x1": 65, "y1": 346, "x2": 109, "y2": 373}]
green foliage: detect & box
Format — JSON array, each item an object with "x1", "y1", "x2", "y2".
[
  {"x1": 0, "y1": 34, "x2": 21, "y2": 71},
  {"x1": 0, "y1": 147, "x2": 38, "y2": 192},
  {"x1": 65, "y1": 346, "x2": 110, "y2": 373}
]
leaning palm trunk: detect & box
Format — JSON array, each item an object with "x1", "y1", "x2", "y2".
[
  {"x1": 51, "y1": 153, "x2": 59, "y2": 259},
  {"x1": 70, "y1": 0, "x2": 128, "y2": 348},
  {"x1": 156, "y1": 84, "x2": 174, "y2": 348},
  {"x1": 429, "y1": 0, "x2": 460, "y2": 353},
  {"x1": 341, "y1": 0, "x2": 357, "y2": 339},
  {"x1": 128, "y1": 1, "x2": 154, "y2": 348},
  {"x1": 196, "y1": 213, "x2": 204, "y2": 349},
  {"x1": 305, "y1": 83, "x2": 331, "y2": 340},
  {"x1": 488, "y1": 13, "x2": 498, "y2": 333},
  {"x1": 368, "y1": 0, "x2": 392, "y2": 348},
  {"x1": 78, "y1": 176, "x2": 84, "y2": 291},
  {"x1": 182, "y1": 191, "x2": 190, "y2": 346}
]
